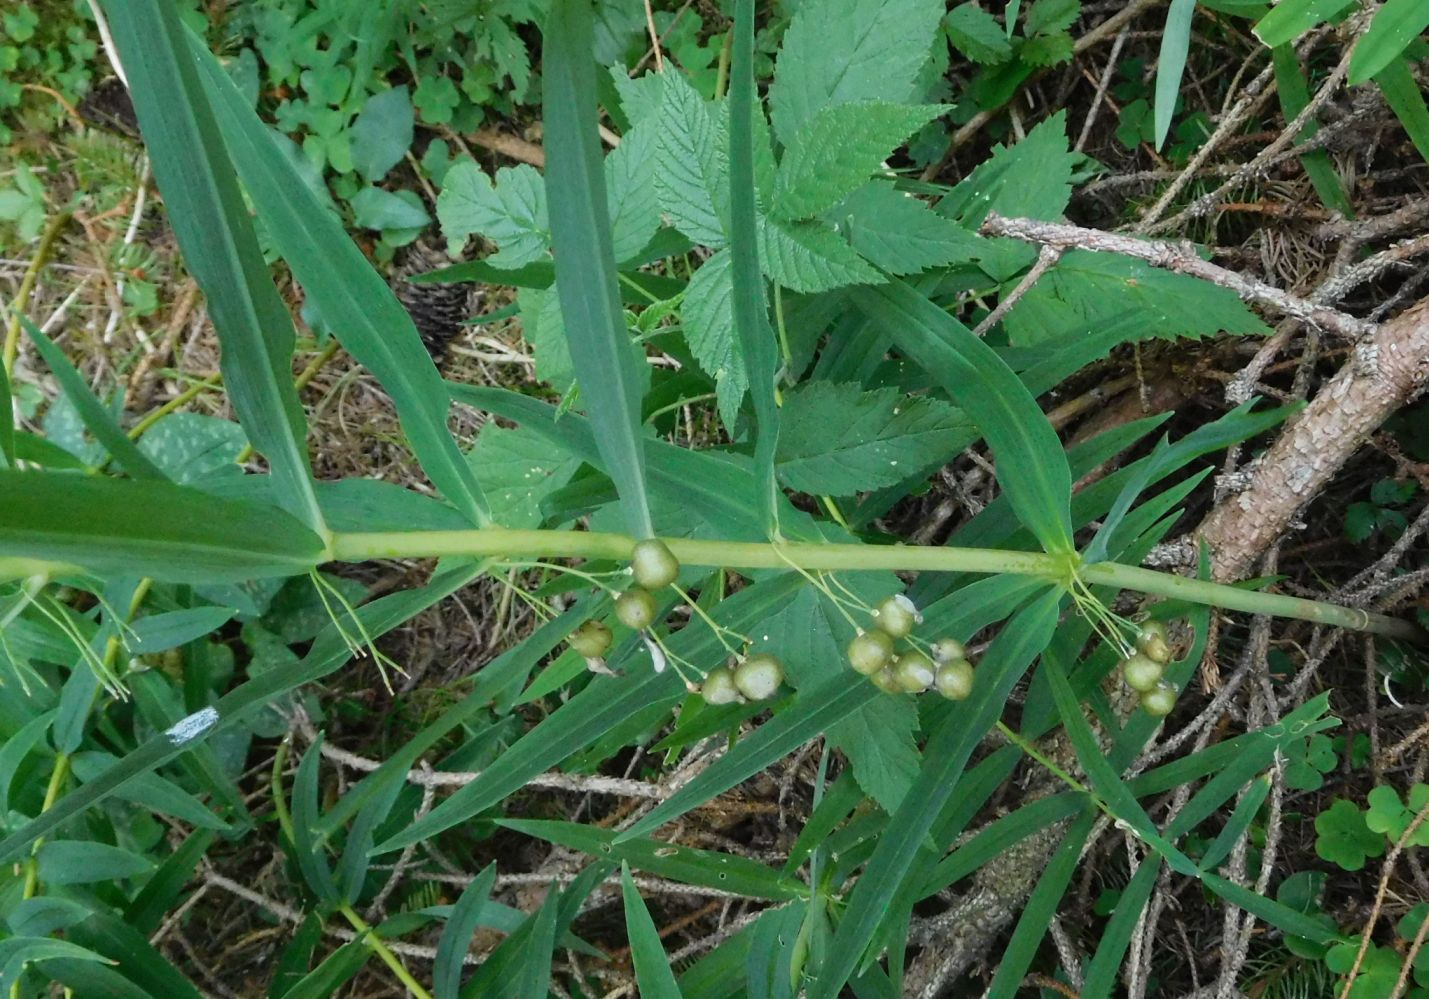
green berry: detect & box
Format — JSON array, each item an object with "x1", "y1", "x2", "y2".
[
  {"x1": 892, "y1": 651, "x2": 936, "y2": 693},
  {"x1": 631, "y1": 539, "x2": 680, "y2": 591},
  {"x1": 1140, "y1": 682, "x2": 1178, "y2": 717},
  {"x1": 1120, "y1": 652, "x2": 1164, "y2": 693},
  {"x1": 568, "y1": 620, "x2": 612, "y2": 658},
  {"x1": 1136, "y1": 621, "x2": 1172, "y2": 664},
  {"x1": 734, "y1": 653, "x2": 785, "y2": 701},
  {"x1": 930, "y1": 638, "x2": 966, "y2": 664},
  {"x1": 847, "y1": 629, "x2": 895, "y2": 675},
  {"x1": 700, "y1": 666, "x2": 740, "y2": 705},
  {"x1": 615, "y1": 587, "x2": 658, "y2": 631},
  {"x1": 875, "y1": 594, "x2": 919, "y2": 639},
  {"x1": 934, "y1": 659, "x2": 975, "y2": 700},
  {"x1": 871, "y1": 668, "x2": 902, "y2": 694}
]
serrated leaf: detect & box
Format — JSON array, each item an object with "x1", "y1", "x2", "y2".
[
  {"x1": 1019, "y1": 31, "x2": 1074, "y2": 67},
  {"x1": 759, "y1": 217, "x2": 881, "y2": 293},
  {"x1": 463, "y1": 422, "x2": 581, "y2": 528},
  {"x1": 519, "y1": 285, "x2": 574, "y2": 392},
  {"x1": 938, "y1": 110, "x2": 1075, "y2": 225},
  {"x1": 772, "y1": 102, "x2": 946, "y2": 220},
  {"x1": 945, "y1": 4, "x2": 1013, "y2": 63},
  {"x1": 1001, "y1": 249, "x2": 1270, "y2": 346},
  {"x1": 654, "y1": 71, "x2": 727, "y2": 246},
  {"x1": 776, "y1": 381, "x2": 970, "y2": 494},
  {"x1": 769, "y1": 0, "x2": 946, "y2": 143},
  {"x1": 606, "y1": 123, "x2": 662, "y2": 262},
  {"x1": 827, "y1": 695, "x2": 920, "y2": 814},
  {"x1": 613, "y1": 68, "x2": 665, "y2": 128},
  {"x1": 437, "y1": 159, "x2": 549, "y2": 265},
  {"x1": 1025, "y1": 0, "x2": 1079, "y2": 35},
  {"x1": 680, "y1": 250, "x2": 748, "y2": 429},
  {"x1": 837, "y1": 183, "x2": 983, "y2": 274}
]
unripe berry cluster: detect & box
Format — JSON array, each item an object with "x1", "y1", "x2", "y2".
[
  {"x1": 848, "y1": 595, "x2": 975, "y2": 701},
  {"x1": 1118, "y1": 620, "x2": 1179, "y2": 717},
  {"x1": 563, "y1": 538, "x2": 789, "y2": 705}
]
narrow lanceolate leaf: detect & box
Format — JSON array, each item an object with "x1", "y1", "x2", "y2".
[
  {"x1": 501, "y1": 820, "x2": 806, "y2": 900},
  {"x1": 1375, "y1": 56, "x2": 1429, "y2": 165},
  {"x1": 1270, "y1": 46, "x2": 1354, "y2": 217},
  {"x1": 543, "y1": 0, "x2": 654, "y2": 539},
  {"x1": 1253, "y1": 0, "x2": 1355, "y2": 48},
  {"x1": 188, "y1": 39, "x2": 491, "y2": 528},
  {"x1": 851, "y1": 280, "x2": 1075, "y2": 556},
  {"x1": 730, "y1": 0, "x2": 781, "y2": 534},
  {"x1": 0, "y1": 472, "x2": 325, "y2": 583},
  {"x1": 23, "y1": 320, "x2": 165, "y2": 481},
  {"x1": 809, "y1": 591, "x2": 1061, "y2": 999},
  {"x1": 0, "y1": 562, "x2": 483, "y2": 866},
  {"x1": 772, "y1": 102, "x2": 946, "y2": 220},
  {"x1": 435, "y1": 864, "x2": 497, "y2": 999},
  {"x1": 0, "y1": 351, "x2": 13, "y2": 466},
  {"x1": 1154, "y1": 0, "x2": 1197, "y2": 149},
  {"x1": 768, "y1": 0, "x2": 946, "y2": 143},
  {"x1": 102, "y1": 0, "x2": 324, "y2": 534},
  {"x1": 1348, "y1": 0, "x2": 1429, "y2": 85},
  {"x1": 622, "y1": 865, "x2": 684, "y2": 998},
  {"x1": 776, "y1": 381, "x2": 971, "y2": 495}
]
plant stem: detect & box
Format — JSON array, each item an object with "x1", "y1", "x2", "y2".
[
  {"x1": 3, "y1": 212, "x2": 71, "y2": 378},
  {"x1": 328, "y1": 530, "x2": 1423, "y2": 641},
  {"x1": 338, "y1": 903, "x2": 436, "y2": 999},
  {"x1": 126, "y1": 372, "x2": 223, "y2": 439}
]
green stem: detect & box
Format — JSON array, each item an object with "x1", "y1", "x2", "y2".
[
  {"x1": 338, "y1": 903, "x2": 436, "y2": 999},
  {"x1": 126, "y1": 373, "x2": 223, "y2": 440},
  {"x1": 328, "y1": 529, "x2": 1422, "y2": 641},
  {"x1": 3, "y1": 212, "x2": 71, "y2": 379}
]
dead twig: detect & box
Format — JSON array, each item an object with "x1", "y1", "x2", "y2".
[{"x1": 978, "y1": 212, "x2": 1376, "y2": 340}]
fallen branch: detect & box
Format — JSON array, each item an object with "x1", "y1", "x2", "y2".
[
  {"x1": 979, "y1": 212, "x2": 1376, "y2": 340},
  {"x1": 1198, "y1": 295, "x2": 1429, "y2": 581}
]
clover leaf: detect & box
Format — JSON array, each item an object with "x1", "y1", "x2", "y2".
[
  {"x1": 1365, "y1": 784, "x2": 1429, "y2": 847},
  {"x1": 1315, "y1": 799, "x2": 1386, "y2": 871},
  {"x1": 1326, "y1": 939, "x2": 1403, "y2": 999},
  {"x1": 1285, "y1": 733, "x2": 1338, "y2": 791}
]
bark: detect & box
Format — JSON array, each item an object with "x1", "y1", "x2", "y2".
[{"x1": 1198, "y1": 296, "x2": 1429, "y2": 581}]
